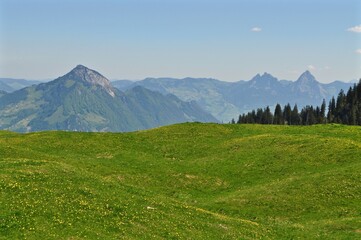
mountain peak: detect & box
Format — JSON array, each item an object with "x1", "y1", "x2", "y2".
[
  {"x1": 69, "y1": 64, "x2": 99, "y2": 78},
  {"x1": 254, "y1": 73, "x2": 261, "y2": 79},
  {"x1": 251, "y1": 72, "x2": 278, "y2": 82},
  {"x1": 261, "y1": 72, "x2": 273, "y2": 78},
  {"x1": 249, "y1": 72, "x2": 279, "y2": 89},
  {"x1": 73, "y1": 64, "x2": 88, "y2": 71},
  {"x1": 65, "y1": 65, "x2": 115, "y2": 97},
  {"x1": 296, "y1": 70, "x2": 318, "y2": 84}
]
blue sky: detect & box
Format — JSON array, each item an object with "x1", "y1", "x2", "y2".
[{"x1": 0, "y1": 0, "x2": 360, "y2": 83}]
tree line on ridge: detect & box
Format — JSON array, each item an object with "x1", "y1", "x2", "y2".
[{"x1": 232, "y1": 79, "x2": 361, "y2": 125}]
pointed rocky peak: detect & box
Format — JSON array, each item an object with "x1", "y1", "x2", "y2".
[
  {"x1": 293, "y1": 70, "x2": 324, "y2": 95},
  {"x1": 67, "y1": 65, "x2": 106, "y2": 84},
  {"x1": 261, "y1": 72, "x2": 274, "y2": 78},
  {"x1": 64, "y1": 65, "x2": 115, "y2": 97},
  {"x1": 251, "y1": 73, "x2": 262, "y2": 81},
  {"x1": 296, "y1": 70, "x2": 318, "y2": 85},
  {"x1": 73, "y1": 64, "x2": 87, "y2": 71}
]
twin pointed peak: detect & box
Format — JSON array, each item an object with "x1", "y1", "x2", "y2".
[
  {"x1": 251, "y1": 70, "x2": 318, "y2": 84},
  {"x1": 251, "y1": 72, "x2": 278, "y2": 82}
]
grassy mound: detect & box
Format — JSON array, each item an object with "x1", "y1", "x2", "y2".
[{"x1": 1, "y1": 123, "x2": 360, "y2": 239}]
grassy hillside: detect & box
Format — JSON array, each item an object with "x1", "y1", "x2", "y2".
[{"x1": 0, "y1": 123, "x2": 360, "y2": 239}]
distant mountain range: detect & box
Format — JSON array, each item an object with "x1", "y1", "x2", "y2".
[
  {"x1": 113, "y1": 71, "x2": 354, "y2": 121},
  {"x1": 0, "y1": 65, "x2": 216, "y2": 132},
  {"x1": 0, "y1": 78, "x2": 41, "y2": 92},
  {"x1": 0, "y1": 90, "x2": 7, "y2": 97},
  {"x1": 0, "y1": 67, "x2": 355, "y2": 129}
]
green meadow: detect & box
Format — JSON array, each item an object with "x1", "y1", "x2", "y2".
[{"x1": 1, "y1": 123, "x2": 360, "y2": 239}]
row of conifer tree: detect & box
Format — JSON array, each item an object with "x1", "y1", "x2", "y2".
[{"x1": 233, "y1": 79, "x2": 361, "y2": 125}]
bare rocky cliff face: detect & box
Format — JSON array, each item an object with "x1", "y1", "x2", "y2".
[{"x1": 63, "y1": 65, "x2": 116, "y2": 97}]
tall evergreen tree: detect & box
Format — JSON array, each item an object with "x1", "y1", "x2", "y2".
[
  {"x1": 283, "y1": 104, "x2": 292, "y2": 125},
  {"x1": 335, "y1": 90, "x2": 347, "y2": 123},
  {"x1": 291, "y1": 104, "x2": 300, "y2": 125},
  {"x1": 320, "y1": 99, "x2": 326, "y2": 123},
  {"x1": 273, "y1": 104, "x2": 284, "y2": 125},
  {"x1": 256, "y1": 108, "x2": 264, "y2": 124},
  {"x1": 327, "y1": 97, "x2": 336, "y2": 123},
  {"x1": 263, "y1": 106, "x2": 273, "y2": 124}
]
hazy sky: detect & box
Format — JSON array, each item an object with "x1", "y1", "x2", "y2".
[{"x1": 0, "y1": 0, "x2": 360, "y2": 83}]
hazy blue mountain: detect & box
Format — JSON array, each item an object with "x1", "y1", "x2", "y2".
[
  {"x1": 0, "y1": 65, "x2": 217, "y2": 132},
  {"x1": 0, "y1": 78, "x2": 41, "y2": 92},
  {"x1": 125, "y1": 86, "x2": 218, "y2": 127},
  {"x1": 324, "y1": 80, "x2": 354, "y2": 96},
  {"x1": 113, "y1": 71, "x2": 353, "y2": 122},
  {"x1": 223, "y1": 73, "x2": 289, "y2": 113},
  {"x1": 225, "y1": 71, "x2": 346, "y2": 112},
  {"x1": 0, "y1": 82, "x2": 13, "y2": 92},
  {"x1": 114, "y1": 77, "x2": 239, "y2": 122},
  {"x1": 347, "y1": 79, "x2": 358, "y2": 84},
  {"x1": 291, "y1": 71, "x2": 326, "y2": 100},
  {"x1": 111, "y1": 79, "x2": 134, "y2": 90},
  {"x1": 0, "y1": 90, "x2": 7, "y2": 97}
]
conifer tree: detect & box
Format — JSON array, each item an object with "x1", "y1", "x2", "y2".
[
  {"x1": 256, "y1": 108, "x2": 264, "y2": 124},
  {"x1": 291, "y1": 104, "x2": 300, "y2": 125},
  {"x1": 327, "y1": 97, "x2": 336, "y2": 123},
  {"x1": 283, "y1": 104, "x2": 292, "y2": 125},
  {"x1": 273, "y1": 104, "x2": 284, "y2": 124},
  {"x1": 320, "y1": 99, "x2": 326, "y2": 123},
  {"x1": 263, "y1": 106, "x2": 273, "y2": 124}
]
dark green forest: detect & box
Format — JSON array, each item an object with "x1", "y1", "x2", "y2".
[{"x1": 235, "y1": 79, "x2": 361, "y2": 125}]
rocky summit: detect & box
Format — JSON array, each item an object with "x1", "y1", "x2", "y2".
[{"x1": 62, "y1": 65, "x2": 116, "y2": 97}]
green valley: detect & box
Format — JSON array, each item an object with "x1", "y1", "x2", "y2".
[{"x1": 1, "y1": 123, "x2": 360, "y2": 239}]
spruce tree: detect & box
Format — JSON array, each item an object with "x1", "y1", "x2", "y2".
[
  {"x1": 320, "y1": 99, "x2": 326, "y2": 123},
  {"x1": 283, "y1": 104, "x2": 292, "y2": 125},
  {"x1": 273, "y1": 104, "x2": 284, "y2": 124},
  {"x1": 291, "y1": 104, "x2": 300, "y2": 125},
  {"x1": 263, "y1": 106, "x2": 273, "y2": 124},
  {"x1": 327, "y1": 97, "x2": 336, "y2": 123}
]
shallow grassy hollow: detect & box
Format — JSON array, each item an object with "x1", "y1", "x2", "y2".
[{"x1": 0, "y1": 123, "x2": 360, "y2": 239}]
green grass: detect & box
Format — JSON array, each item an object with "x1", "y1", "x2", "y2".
[{"x1": 0, "y1": 123, "x2": 360, "y2": 239}]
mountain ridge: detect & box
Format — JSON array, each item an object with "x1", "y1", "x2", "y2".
[
  {"x1": 1, "y1": 69, "x2": 354, "y2": 122},
  {"x1": 0, "y1": 78, "x2": 41, "y2": 92},
  {"x1": 113, "y1": 71, "x2": 354, "y2": 121},
  {"x1": 0, "y1": 66, "x2": 217, "y2": 132}
]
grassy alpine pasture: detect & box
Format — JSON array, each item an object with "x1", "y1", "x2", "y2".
[{"x1": 0, "y1": 123, "x2": 360, "y2": 239}]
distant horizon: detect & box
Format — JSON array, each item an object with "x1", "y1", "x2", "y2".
[
  {"x1": 0, "y1": 66, "x2": 359, "y2": 84},
  {"x1": 1, "y1": 0, "x2": 361, "y2": 83}
]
